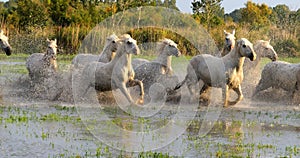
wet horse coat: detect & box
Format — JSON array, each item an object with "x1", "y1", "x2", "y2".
[{"x1": 175, "y1": 38, "x2": 257, "y2": 107}]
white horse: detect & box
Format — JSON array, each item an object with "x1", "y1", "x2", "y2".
[
  {"x1": 26, "y1": 39, "x2": 58, "y2": 80},
  {"x1": 134, "y1": 38, "x2": 181, "y2": 95},
  {"x1": 81, "y1": 34, "x2": 144, "y2": 105},
  {"x1": 175, "y1": 38, "x2": 256, "y2": 107},
  {"x1": 243, "y1": 40, "x2": 278, "y2": 75},
  {"x1": 0, "y1": 30, "x2": 12, "y2": 56},
  {"x1": 72, "y1": 34, "x2": 119, "y2": 68},
  {"x1": 221, "y1": 29, "x2": 236, "y2": 57},
  {"x1": 253, "y1": 61, "x2": 300, "y2": 99}
]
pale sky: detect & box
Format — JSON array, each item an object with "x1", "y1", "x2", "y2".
[
  {"x1": 0, "y1": 0, "x2": 299, "y2": 14},
  {"x1": 176, "y1": 0, "x2": 300, "y2": 13}
]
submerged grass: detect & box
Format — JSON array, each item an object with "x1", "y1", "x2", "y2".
[
  {"x1": 0, "y1": 106, "x2": 81, "y2": 124},
  {"x1": 1, "y1": 54, "x2": 300, "y2": 157}
]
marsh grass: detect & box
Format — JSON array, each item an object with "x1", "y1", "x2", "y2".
[{"x1": 1, "y1": 54, "x2": 300, "y2": 157}]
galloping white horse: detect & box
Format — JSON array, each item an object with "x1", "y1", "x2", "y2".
[
  {"x1": 243, "y1": 40, "x2": 278, "y2": 76},
  {"x1": 0, "y1": 30, "x2": 12, "y2": 56},
  {"x1": 253, "y1": 61, "x2": 300, "y2": 99},
  {"x1": 81, "y1": 34, "x2": 144, "y2": 105},
  {"x1": 26, "y1": 39, "x2": 58, "y2": 80},
  {"x1": 175, "y1": 38, "x2": 256, "y2": 107},
  {"x1": 134, "y1": 38, "x2": 181, "y2": 95},
  {"x1": 72, "y1": 34, "x2": 119, "y2": 68}
]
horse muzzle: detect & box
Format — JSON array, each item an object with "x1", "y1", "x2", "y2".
[
  {"x1": 248, "y1": 52, "x2": 256, "y2": 61},
  {"x1": 133, "y1": 48, "x2": 140, "y2": 55},
  {"x1": 4, "y1": 47, "x2": 11, "y2": 56},
  {"x1": 272, "y1": 55, "x2": 278, "y2": 61},
  {"x1": 176, "y1": 51, "x2": 181, "y2": 57}
]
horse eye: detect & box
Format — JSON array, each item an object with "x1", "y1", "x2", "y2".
[
  {"x1": 112, "y1": 41, "x2": 116, "y2": 43},
  {"x1": 242, "y1": 44, "x2": 246, "y2": 48},
  {"x1": 127, "y1": 41, "x2": 132, "y2": 44}
]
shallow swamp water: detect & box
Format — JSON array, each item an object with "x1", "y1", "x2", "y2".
[{"x1": 0, "y1": 55, "x2": 299, "y2": 157}]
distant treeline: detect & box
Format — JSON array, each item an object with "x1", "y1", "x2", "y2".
[{"x1": 0, "y1": 0, "x2": 299, "y2": 57}]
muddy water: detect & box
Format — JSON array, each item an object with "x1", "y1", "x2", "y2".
[{"x1": 0, "y1": 57, "x2": 299, "y2": 157}]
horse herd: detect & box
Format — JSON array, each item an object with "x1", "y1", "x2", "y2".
[{"x1": 1, "y1": 29, "x2": 300, "y2": 106}]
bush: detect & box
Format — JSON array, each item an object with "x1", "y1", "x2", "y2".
[{"x1": 274, "y1": 39, "x2": 299, "y2": 57}]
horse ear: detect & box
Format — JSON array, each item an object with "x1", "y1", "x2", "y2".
[
  {"x1": 46, "y1": 38, "x2": 50, "y2": 42},
  {"x1": 224, "y1": 30, "x2": 227, "y2": 35},
  {"x1": 0, "y1": 30, "x2": 3, "y2": 34},
  {"x1": 268, "y1": 39, "x2": 271, "y2": 43},
  {"x1": 232, "y1": 29, "x2": 235, "y2": 35},
  {"x1": 54, "y1": 39, "x2": 57, "y2": 43}
]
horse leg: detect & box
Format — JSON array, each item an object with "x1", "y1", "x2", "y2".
[
  {"x1": 199, "y1": 84, "x2": 211, "y2": 105},
  {"x1": 222, "y1": 85, "x2": 229, "y2": 107},
  {"x1": 229, "y1": 85, "x2": 243, "y2": 106},
  {"x1": 252, "y1": 78, "x2": 272, "y2": 98},
  {"x1": 127, "y1": 79, "x2": 144, "y2": 105},
  {"x1": 186, "y1": 78, "x2": 199, "y2": 102},
  {"x1": 118, "y1": 82, "x2": 136, "y2": 106}
]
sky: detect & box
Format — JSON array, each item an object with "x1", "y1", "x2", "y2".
[
  {"x1": 176, "y1": 0, "x2": 300, "y2": 13},
  {"x1": 0, "y1": 0, "x2": 299, "y2": 14}
]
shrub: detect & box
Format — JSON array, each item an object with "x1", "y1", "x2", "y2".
[{"x1": 274, "y1": 39, "x2": 299, "y2": 57}]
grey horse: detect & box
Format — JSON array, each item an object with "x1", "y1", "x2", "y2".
[
  {"x1": 80, "y1": 34, "x2": 144, "y2": 105},
  {"x1": 26, "y1": 39, "x2": 58, "y2": 81},
  {"x1": 133, "y1": 39, "x2": 181, "y2": 101},
  {"x1": 175, "y1": 38, "x2": 257, "y2": 107}
]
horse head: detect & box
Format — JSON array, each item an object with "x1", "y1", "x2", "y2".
[
  {"x1": 224, "y1": 29, "x2": 236, "y2": 51},
  {"x1": 119, "y1": 34, "x2": 140, "y2": 55},
  {"x1": 259, "y1": 40, "x2": 278, "y2": 61},
  {"x1": 160, "y1": 38, "x2": 181, "y2": 57},
  {"x1": 237, "y1": 38, "x2": 256, "y2": 61},
  {"x1": 106, "y1": 34, "x2": 119, "y2": 52},
  {"x1": 46, "y1": 38, "x2": 58, "y2": 57},
  {"x1": 0, "y1": 30, "x2": 12, "y2": 56}
]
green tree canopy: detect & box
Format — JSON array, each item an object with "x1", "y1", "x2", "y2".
[{"x1": 191, "y1": 0, "x2": 224, "y2": 31}]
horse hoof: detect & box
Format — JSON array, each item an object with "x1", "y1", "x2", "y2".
[{"x1": 136, "y1": 99, "x2": 144, "y2": 105}]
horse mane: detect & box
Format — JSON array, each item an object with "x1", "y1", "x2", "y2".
[
  {"x1": 254, "y1": 40, "x2": 269, "y2": 50},
  {"x1": 253, "y1": 40, "x2": 270, "y2": 57},
  {"x1": 107, "y1": 34, "x2": 118, "y2": 41},
  {"x1": 119, "y1": 34, "x2": 131, "y2": 41}
]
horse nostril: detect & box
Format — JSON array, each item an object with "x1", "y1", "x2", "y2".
[{"x1": 248, "y1": 53, "x2": 255, "y2": 61}]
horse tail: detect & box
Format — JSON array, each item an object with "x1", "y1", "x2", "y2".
[{"x1": 174, "y1": 75, "x2": 188, "y2": 90}]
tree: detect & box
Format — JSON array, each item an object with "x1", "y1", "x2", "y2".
[
  {"x1": 271, "y1": 4, "x2": 290, "y2": 28},
  {"x1": 227, "y1": 8, "x2": 242, "y2": 22},
  {"x1": 17, "y1": 0, "x2": 48, "y2": 30},
  {"x1": 240, "y1": 1, "x2": 272, "y2": 28},
  {"x1": 191, "y1": 0, "x2": 224, "y2": 32},
  {"x1": 163, "y1": 0, "x2": 179, "y2": 10}
]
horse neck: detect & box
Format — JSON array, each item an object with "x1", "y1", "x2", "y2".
[
  {"x1": 109, "y1": 47, "x2": 131, "y2": 69},
  {"x1": 225, "y1": 47, "x2": 245, "y2": 72},
  {"x1": 43, "y1": 48, "x2": 56, "y2": 62},
  {"x1": 99, "y1": 44, "x2": 112, "y2": 59},
  {"x1": 254, "y1": 43, "x2": 263, "y2": 60},
  {"x1": 154, "y1": 51, "x2": 172, "y2": 69}
]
